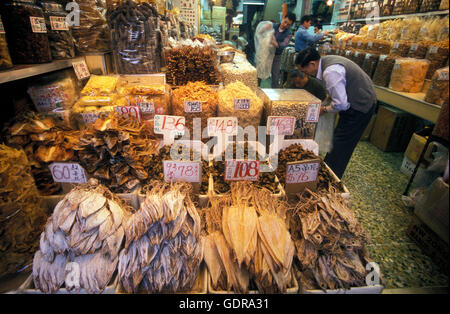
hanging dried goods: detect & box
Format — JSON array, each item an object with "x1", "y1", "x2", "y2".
[
  {"x1": 0, "y1": 145, "x2": 48, "y2": 278},
  {"x1": 118, "y1": 182, "x2": 202, "y2": 293},
  {"x1": 32, "y1": 179, "x2": 131, "y2": 293}
]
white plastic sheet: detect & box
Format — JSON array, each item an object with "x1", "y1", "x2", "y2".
[{"x1": 254, "y1": 21, "x2": 276, "y2": 80}]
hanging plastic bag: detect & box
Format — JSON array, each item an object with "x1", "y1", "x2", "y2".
[
  {"x1": 255, "y1": 21, "x2": 276, "y2": 80},
  {"x1": 314, "y1": 108, "x2": 336, "y2": 154}
]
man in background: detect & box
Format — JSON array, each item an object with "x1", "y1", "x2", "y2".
[
  {"x1": 314, "y1": 24, "x2": 323, "y2": 34},
  {"x1": 271, "y1": 12, "x2": 296, "y2": 88},
  {"x1": 295, "y1": 15, "x2": 328, "y2": 52}
]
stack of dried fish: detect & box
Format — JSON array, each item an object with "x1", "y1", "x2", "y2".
[
  {"x1": 0, "y1": 145, "x2": 48, "y2": 277},
  {"x1": 275, "y1": 143, "x2": 345, "y2": 193},
  {"x1": 289, "y1": 190, "x2": 373, "y2": 291},
  {"x1": 32, "y1": 179, "x2": 131, "y2": 293},
  {"x1": 166, "y1": 45, "x2": 219, "y2": 86},
  {"x1": 118, "y1": 182, "x2": 202, "y2": 293},
  {"x1": 74, "y1": 114, "x2": 159, "y2": 193},
  {"x1": 2, "y1": 112, "x2": 80, "y2": 195},
  {"x1": 202, "y1": 182, "x2": 295, "y2": 293}
]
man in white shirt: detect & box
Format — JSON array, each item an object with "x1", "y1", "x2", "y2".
[{"x1": 295, "y1": 47, "x2": 377, "y2": 179}]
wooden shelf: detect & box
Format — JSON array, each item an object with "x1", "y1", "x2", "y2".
[
  {"x1": 375, "y1": 86, "x2": 441, "y2": 123},
  {"x1": 0, "y1": 57, "x2": 85, "y2": 84},
  {"x1": 336, "y1": 9, "x2": 449, "y2": 23}
]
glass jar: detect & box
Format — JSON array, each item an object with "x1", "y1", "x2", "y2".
[
  {"x1": 39, "y1": 1, "x2": 75, "y2": 60},
  {"x1": 0, "y1": 16, "x2": 13, "y2": 70},
  {"x1": 0, "y1": 0, "x2": 52, "y2": 64}
]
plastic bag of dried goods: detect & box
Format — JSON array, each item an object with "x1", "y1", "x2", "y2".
[
  {"x1": 255, "y1": 21, "x2": 276, "y2": 80},
  {"x1": 314, "y1": 110, "x2": 336, "y2": 154},
  {"x1": 389, "y1": 58, "x2": 430, "y2": 93},
  {"x1": 425, "y1": 67, "x2": 449, "y2": 106}
]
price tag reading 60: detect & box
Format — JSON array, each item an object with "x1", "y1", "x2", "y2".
[
  {"x1": 154, "y1": 115, "x2": 186, "y2": 136},
  {"x1": 225, "y1": 160, "x2": 260, "y2": 181},
  {"x1": 49, "y1": 163, "x2": 87, "y2": 184},
  {"x1": 163, "y1": 161, "x2": 201, "y2": 183}
]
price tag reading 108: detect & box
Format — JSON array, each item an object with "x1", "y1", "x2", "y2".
[
  {"x1": 163, "y1": 161, "x2": 201, "y2": 183},
  {"x1": 225, "y1": 160, "x2": 260, "y2": 181},
  {"x1": 286, "y1": 161, "x2": 320, "y2": 184},
  {"x1": 49, "y1": 163, "x2": 87, "y2": 184}
]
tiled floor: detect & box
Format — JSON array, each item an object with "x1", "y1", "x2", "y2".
[{"x1": 342, "y1": 141, "x2": 448, "y2": 289}]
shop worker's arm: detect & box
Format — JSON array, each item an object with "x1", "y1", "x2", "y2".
[
  {"x1": 322, "y1": 64, "x2": 350, "y2": 113},
  {"x1": 295, "y1": 28, "x2": 324, "y2": 51}
]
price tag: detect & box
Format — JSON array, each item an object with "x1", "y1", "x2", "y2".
[
  {"x1": 354, "y1": 51, "x2": 360, "y2": 57},
  {"x1": 136, "y1": 98, "x2": 155, "y2": 114},
  {"x1": 207, "y1": 117, "x2": 238, "y2": 136},
  {"x1": 429, "y1": 46, "x2": 438, "y2": 54},
  {"x1": 267, "y1": 116, "x2": 296, "y2": 135},
  {"x1": 380, "y1": 55, "x2": 387, "y2": 61},
  {"x1": 368, "y1": 42, "x2": 373, "y2": 48},
  {"x1": 306, "y1": 103, "x2": 321, "y2": 123},
  {"x1": 345, "y1": 50, "x2": 351, "y2": 56},
  {"x1": 163, "y1": 161, "x2": 201, "y2": 183},
  {"x1": 184, "y1": 100, "x2": 202, "y2": 113},
  {"x1": 410, "y1": 44, "x2": 418, "y2": 51},
  {"x1": 72, "y1": 60, "x2": 91, "y2": 80},
  {"x1": 234, "y1": 98, "x2": 251, "y2": 110},
  {"x1": 49, "y1": 163, "x2": 87, "y2": 184},
  {"x1": 29, "y1": 17, "x2": 47, "y2": 33},
  {"x1": 366, "y1": 53, "x2": 372, "y2": 59},
  {"x1": 438, "y1": 71, "x2": 449, "y2": 81},
  {"x1": 154, "y1": 115, "x2": 185, "y2": 137},
  {"x1": 81, "y1": 112, "x2": 100, "y2": 124},
  {"x1": 115, "y1": 106, "x2": 141, "y2": 123},
  {"x1": 286, "y1": 160, "x2": 320, "y2": 184},
  {"x1": 50, "y1": 16, "x2": 69, "y2": 31},
  {"x1": 357, "y1": 41, "x2": 362, "y2": 47},
  {"x1": 393, "y1": 42, "x2": 400, "y2": 49},
  {"x1": 225, "y1": 160, "x2": 260, "y2": 181}
]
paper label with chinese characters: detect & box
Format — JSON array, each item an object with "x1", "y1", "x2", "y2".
[
  {"x1": 225, "y1": 160, "x2": 260, "y2": 181},
  {"x1": 50, "y1": 16, "x2": 69, "y2": 31},
  {"x1": 184, "y1": 100, "x2": 202, "y2": 113},
  {"x1": 154, "y1": 115, "x2": 185, "y2": 136},
  {"x1": 234, "y1": 98, "x2": 250, "y2": 110},
  {"x1": 163, "y1": 161, "x2": 201, "y2": 183},
  {"x1": 267, "y1": 116, "x2": 296, "y2": 135},
  {"x1": 30, "y1": 17, "x2": 47, "y2": 33},
  {"x1": 207, "y1": 117, "x2": 238, "y2": 136},
  {"x1": 49, "y1": 163, "x2": 87, "y2": 184},
  {"x1": 72, "y1": 60, "x2": 91, "y2": 80},
  {"x1": 306, "y1": 103, "x2": 321, "y2": 123}
]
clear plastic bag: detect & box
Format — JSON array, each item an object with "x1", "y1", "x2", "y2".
[
  {"x1": 425, "y1": 67, "x2": 449, "y2": 106},
  {"x1": 390, "y1": 40, "x2": 411, "y2": 57},
  {"x1": 0, "y1": 17, "x2": 13, "y2": 70},
  {"x1": 361, "y1": 53, "x2": 379, "y2": 78},
  {"x1": 81, "y1": 75, "x2": 119, "y2": 96},
  {"x1": 314, "y1": 110, "x2": 336, "y2": 154},
  {"x1": 373, "y1": 55, "x2": 396, "y2": 87},
  {"x1": 108, "y1": 1, "x2": 160, "y2": 74},
  {"x1": 425, "y1": 45, "x2": 449, "y2": 79},
  {"x1": 389, "y1": 58, "x2": 430, "y2": 93},
  {"x1": 255, "y1": 21, "x2": 275, "y2": 80}
]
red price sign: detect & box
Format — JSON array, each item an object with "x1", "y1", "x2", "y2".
[
  {"x1": 72, "y1": 60, "x2": 90, "y2": 80},
  {"x1": 115, "y1": 106, "x2": 142, "y2": 123},
  {"x1": 225, "y1": 160, "x2": 260, "y2": 181},
  {"x1": 306, "y1": 103, "x2": 321, "y2": 123},
  {"x1": 286, "y1": 161, "x2": 320, "y2": 184},
  {"x1": 163, "y1": 161, "x2": 201, "y2": 183},
  {"x1": 49, "y1": 163, "x2": 87, "y2": 184},
  {"x1": 207, "y1": 117, "x2": 238, "y2": 136},
  {"x1": 267, "y1": 116, "x2": 296, "y2": 135},
  {"x1": 154, "y1": 115, "x2": 186, "y2": 136}
]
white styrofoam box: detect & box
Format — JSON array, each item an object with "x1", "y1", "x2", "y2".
[{"x1": 303, "y1": 285, "x2": 384, "y2": 294}]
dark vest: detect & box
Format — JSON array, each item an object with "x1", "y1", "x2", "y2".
[{"x1": 321, "y1": 55, "x2": 377, "y2": 113}]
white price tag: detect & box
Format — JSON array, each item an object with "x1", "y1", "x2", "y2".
[
  {"x1": 380, "y1": 55, "x2": 387, "y2": 61},
  {"x1": 207, "y1": 117, "x2": 238, "y2": 136},
  {"x1": 234, "y1": 98, "x2": 251, "y2": 110},
  {"x1": 267, "y1": 116, "x2": 296, "y2": 135},
  {"x1": 81, "y1": 112, "x2": 100, "y2": 124},
  {"x1": 115, "y1": 106, "x2": 141, "y2": 123},
  {"x1": 50, "y1": 16, "x2": 69, "y2": 31},
  {"x1": 184, "y1": 100, "x2": 202, "y2": 113},
  {"x1": 438, "y1": 71, "x2": 449, "y2": 81},
  {"x1": 163, "y1": 161, "x2": 201, "y2": 183},
  {"x1": 136, "y1": 99, "x2": 155, "y2": 114},
  {"x1": 354, "y1": 51, "x2": 360, "y2": 57},
  {"x1": 49, "y1": 163, "x2": 87, "y2": 184},
  {"x1": 410, "y1": 44, "x2": 418, "y2": 51},
  {"x1": 225, "y1": 160, "x2": 260, "y2": 181},
  {"x1": 429, "y1": 46, "x2": 438, "y2": 54},
  {"x1": 154, "y1": 115, "x2": 185, "y2": 136},
  {"x1": 29, "y1": 17, "x2": 47, "y2": 33},
  {"x1": 393, "y1": 42, "x2": 400, "y2": 49},
  {"x1": 72, "y1": 60, "x2": 90, "y2": 80},
  {"x1": 286, "y1": 161, "x2": 320, "y2": 184},
  {"x1": 368, "y1": 42, "x2": 373, "y2": 48},
  {"x1": 306, "y1": 103, "x2": 321, "y2": 123}
]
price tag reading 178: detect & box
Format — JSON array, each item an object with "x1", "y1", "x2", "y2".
[
  {"x1": 225, "y1": 160, "x2": 260, "y2": 181},
  {"x1": 234, "y1": 98, "x2": 251, "y2": 110},
  {"x1": 286, "y1": 161, "x2": 320, "y2": 184},
  {"x1": 49, "y1": 163, "x2": 87, "y2": 184},
  {"x1": 154, "y1": 115, "x2": 185, "y2": 136},
  {"x1": 163, "y1": 161, "x2": 201, "y2": 183}
]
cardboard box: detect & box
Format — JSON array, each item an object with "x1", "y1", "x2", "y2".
[
  {"x1": 407, "y1": 215, "x2": 449, "y2": 275},
  {"x1": 405, "y1": 133, "x2": 428, "y2": 164},
  {"x1": 360, "y1": 114, "x2": 376, "y2": 141},
  {"x1": 414, "y1": 177, "x2": 449, "y2": 244},
  {"x1": 370, "y1": 105, "x2": 415, "y2": 152}
]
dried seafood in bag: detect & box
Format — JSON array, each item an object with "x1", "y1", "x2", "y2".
[
  {"x1": 118, "y1": 182, "x2": 202, "y2": 293},
  {"x1": 290, "y1": 190, "x2": 374, "y2": 291},
  {"x1": 202, "y1": 182, "x2": 295, "y2": 293},
  {"x1": 218, "y1": 81, "x2": 264, "y2": 131},
  {"x1": 390, "y1": 40, "x2": 411, "y2": 57},
  {"x1": 0, "y1": 145, "x2": 48, "y2": 277},
  {"x1": 372, "y1": 55, "x2": 396, "y2": 87},
  {"x1": 219, "y1": 54, "x2": 258, "y2": 92},
  {"x1": 361, "y1": 53, "x2": 379, "y2": 78},
  {"x1": 74, "y1": 114, "x2": 159, "y2": 193},
  {"x1": 425, "y1": 67, "x2": 449, "y2": 106},
  {"x1": 32, "y1": 179, "x2": 131, "y2": 293},
  {"x1": 425, "y1": 41, "x2": 449, "y2": 79},
  {"x1": 389, "y1": 58, "x2": 430, "y2": 93},
  {"x1": 81, "y1": 75, "x2": 119, "y2": 96}
]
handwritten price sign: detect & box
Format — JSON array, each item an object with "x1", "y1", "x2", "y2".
[
  {"x1": 286, "y1": 161, "x2": 320, "y2": 184},
  {"x1": 234, "y1": 98, "x2": 251, "y2": 110},
  {"x1": 72, "y1": 60, "x2": 90, "y2": 80},
  {"x1": 184, "y1": 100, "x2": 202, "y2": 113},
  {"x1": 225, "y1": 160, "x2": 260, "y2": 181},
  {"x1": 306, "y1": 103, "x2": 321, "y2": 123},
  {"x1": 115, "y1": 106, "x2": 141, "y2": 123},
  {"x1": 207, "y1": 117, "x2": 238, "y2": 136},
  {"x1": 163, "y1": 161, "x2": 201, "y2": 183},
  {"x1": 49, "y1": 163, "x2": 87, "y2": 184},
  {"x1": 267, "y1": 116, "x2": 296, "y2": 135},
  {"x1": 154, "y1": 115, "x2": 185, "y2": 136}
]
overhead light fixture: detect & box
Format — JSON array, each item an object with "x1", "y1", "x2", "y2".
[{"x1": 326, "y1": 0, "x2": 333, "y2": 6}]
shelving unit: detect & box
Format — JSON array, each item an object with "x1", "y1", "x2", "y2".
[{"x1": 336, "y1": 9, "x2": 449, "y2": 23}]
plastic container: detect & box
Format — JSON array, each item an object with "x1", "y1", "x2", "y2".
[
  {"x1": 39, "y1": 1, "x2": 75, "y2": 60},
  {"x1": 0, "y1": 16, "x2": 13, "y2": 70},
  {"x1": 425, "y1": 45, "x2": 449, "y2": 79},
  {"x1": 0, "y1": 0, "x2": 52, "y2": 64},
  {"x1": 425, "y1": 67, "x2": 449, "y2": 106},
  {"x1": 389, "y1": 58, "x2": 430, "y2": 93},
  {"x1": 361, "y1": 53, "x2": 380, "y2": 79},
  {"x1": 372, "y1": 55, "x2": 396, "y2": 87}
]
